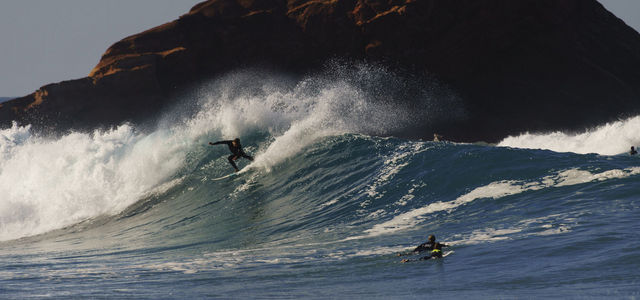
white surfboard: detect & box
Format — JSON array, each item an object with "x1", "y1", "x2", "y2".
[
  {"x1": 210, "y1": 162, "x2": 255, "y2": 181},
  {"x1": 211, "y1": 172, "x2": 239, "y2": 181}
]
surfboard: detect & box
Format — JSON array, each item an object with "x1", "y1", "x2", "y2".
[
  {"x1": 210, "y1": 157, "x2": 256, "y2": 181},
  {"x1": 210, "y1": 162, "x2": 254, "y2": 181},
  {"x1": 400, "y1": 250, "x2": 453, "y2": 263},
  {"x1": 211, "y1": 172, "x2": 239, "y2": 181}
]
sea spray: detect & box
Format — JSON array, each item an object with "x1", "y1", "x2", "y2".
[{"x1": 185, "y1": 67, "x2": 455, "y2": 171}]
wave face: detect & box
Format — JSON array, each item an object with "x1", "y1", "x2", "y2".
[{"x1": 1, "y1": 70, "x2": 639, "y2": 298}]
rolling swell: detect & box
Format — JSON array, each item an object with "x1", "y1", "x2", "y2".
[
  {"x1": 0, "y1": 67, "x2": 454, "y2": 242},
  {"x1": 1, "y1": 69, "x2": 640, "y2": 297},
  {"x1": 5, "y1": 133, "x2": 639, "y2": 253}
]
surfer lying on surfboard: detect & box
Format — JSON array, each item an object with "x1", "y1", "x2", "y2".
[
  {"x1": 209, "y1": 138, "x2": 254, "y2": 172},
  {"x1": 399, "y1": 234, "x2": 449, "y2": 262}
]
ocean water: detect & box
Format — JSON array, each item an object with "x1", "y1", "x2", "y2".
[{"x1": 1, "y1": 70, "x2": 639, "y2": 299}]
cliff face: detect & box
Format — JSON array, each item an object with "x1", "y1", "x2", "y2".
[{"x1": 2, "y1": 0, "x2": 640, "y2": 142}]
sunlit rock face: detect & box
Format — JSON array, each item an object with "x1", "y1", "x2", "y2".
[{"x1": 2, "y1": 0, "x2": 640, "y2": 142}]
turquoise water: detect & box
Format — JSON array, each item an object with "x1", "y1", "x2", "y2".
[{"x1": 1, "y1": 70, "x2": 640, "y2": 298}]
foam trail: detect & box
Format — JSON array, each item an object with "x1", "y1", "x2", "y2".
[
  {"x1": 448, "y1": 214, "x2": 574, "y2": 246},
  {"x1": 362, "y1": 166, "x2": 640, "y2": 238},
  {"x1": 362, "y1": 180, "x2": 536, "y2": 237},
  {"x1": 497, "y1": 115, "x2": 640, "y2": 155}
]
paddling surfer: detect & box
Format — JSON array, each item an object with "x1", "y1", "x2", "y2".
[
  {"x1": 209, "y1": 138, "x2": 254, "y2": 172},
  {"x1": 399, "y1": 234, "x2": 450, "y2": 262}
]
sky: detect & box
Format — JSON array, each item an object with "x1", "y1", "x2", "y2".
[
  {"x1": 0, "y1": 0, "x2": 201, "y2": 97},
  {"x1": 0, "y1": 0, "x2": 639, "y2": 98},
  {"x1": 599, "y1": 0, "x2": 640, "y2": 33}
]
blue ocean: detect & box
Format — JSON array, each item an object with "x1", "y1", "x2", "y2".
[{"x1": 1, "y1": 70, "x2": 639, "y2": 299}]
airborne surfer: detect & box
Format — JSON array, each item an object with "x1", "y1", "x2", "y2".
[
  {"x1": 399, "y1": 234, "x2": 450, "y2": 262},
  {"x1": 209, "y1": 138, "x2": 254, "y2": 172}
]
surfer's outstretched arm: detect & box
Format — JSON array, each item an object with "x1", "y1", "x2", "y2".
[{"x1": 209, "y1": 141, "x2": 231, "y2": 146}]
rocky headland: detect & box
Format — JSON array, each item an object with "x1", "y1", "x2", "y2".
[{"x1": 1, "y1": 0, "x2": 640, "y2": 142}]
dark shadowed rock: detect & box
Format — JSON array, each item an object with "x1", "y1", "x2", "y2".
[{"x1": 1, "y1": 0, "x2": 640, "y2": 142}]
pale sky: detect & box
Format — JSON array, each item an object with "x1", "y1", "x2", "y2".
[
  {"x1": 599, "y1": 0, "x2": 640, "y2": 34},
  {"x1": 0, "y1": 0, "x2": 639, "y2": 98},
  {"x1": 0, "y1": 0, "x2": 201, "y2": 97}
]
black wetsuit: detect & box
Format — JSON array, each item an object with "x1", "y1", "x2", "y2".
[
  {"x1": 212, "y1": 140, "x2": 254, "y2": 171},
  {"x1": 413, "y1": 241, "x2": 448, "y2": 260}
]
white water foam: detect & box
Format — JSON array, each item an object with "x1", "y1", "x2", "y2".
[
  {"x1": 0, "y1": 122, "x2": 190, "y2": 241},
  {"x1": 497, "y1": 115, "x2": 640, "y2": 155}
]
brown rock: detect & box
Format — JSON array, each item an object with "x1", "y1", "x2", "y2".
[{"x1": 1, "y1": 0, "x2": 640, "y2": 142}]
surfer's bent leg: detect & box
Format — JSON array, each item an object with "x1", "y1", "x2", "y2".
[{"x1": 228, "y1": 155, "x2": 240, "y2": 171}]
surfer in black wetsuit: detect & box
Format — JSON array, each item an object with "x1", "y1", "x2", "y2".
[
  {"x1": 209, "y1": 138, "x2": 254, "y2": 172},
  {"x1": 399, "y1": 234, "x2": 449, "y2": 262},
  {"x1": 631, "y1": 146, "x2": 637, "y2": 155}
]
